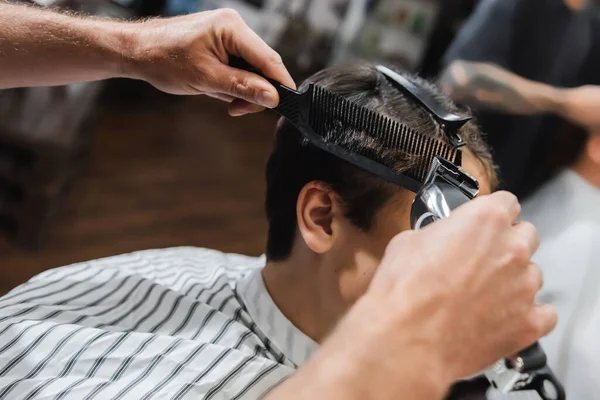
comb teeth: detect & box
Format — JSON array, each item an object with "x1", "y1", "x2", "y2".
[{"x1": 307, "y1": 84, "x2": 456, "y2": 184}]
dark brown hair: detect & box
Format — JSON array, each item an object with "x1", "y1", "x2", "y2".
[{"x1": 265, "y1": 63, "x2": 496, "y2": 260}]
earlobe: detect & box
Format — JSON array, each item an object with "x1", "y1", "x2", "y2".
[{"x1": 296, "y1": 182, "x2": 338, "y2": 254}]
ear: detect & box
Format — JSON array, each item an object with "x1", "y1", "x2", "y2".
[
  {"x1": 296, "y1": 181, "x2": 342, "y2": 254},
  {"x1": 586, "y1": 134, "x2": 600, "y2": 164}
]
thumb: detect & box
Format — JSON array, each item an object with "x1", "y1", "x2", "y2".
[{"x1": 210, "y1": 64, "x2": 279, "y2": 109}]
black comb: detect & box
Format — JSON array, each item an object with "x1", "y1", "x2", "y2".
[
  {"x1": 230, "y1": 57, "x2": 461, "y2": 193},
  {"x1": 376, "y1": 65, "x2": 470, "y2": 148}
]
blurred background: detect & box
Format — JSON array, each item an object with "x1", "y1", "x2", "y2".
[
  {"x1": 0, "y1": 0, "x2": 479, "y2": 295},
  {"x1": 1, "y1": 0, "x2": 595, "y2": 299}
]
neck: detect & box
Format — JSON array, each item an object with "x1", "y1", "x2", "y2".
[
  {"x1": 262, "y1": 255, "x2": 343, "y2": 344},
  {"x1": 571, "y1": 154, "x2": 600, "y2": 189}
]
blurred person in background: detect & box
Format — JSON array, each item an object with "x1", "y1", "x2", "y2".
[
  {"x1": 486, "y1": 131, "x2": 600, "y2": 399},
  {"x1": 441, "y1": 0, "x2": 600, "y2": 397},
  {"x1": 514, "y1": 130, "x2": 600, "y2": 399},
  {"x1": 440, "y1": 0, "x2": 600, "y2": 199}
]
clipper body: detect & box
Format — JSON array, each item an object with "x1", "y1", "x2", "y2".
[{"x1": 410, "y1": 156, "x2": 478, "y2": 229}]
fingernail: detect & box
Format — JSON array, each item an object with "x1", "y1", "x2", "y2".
[
  {"x1": 258, "y1": 90, "x2": 278, "y2": 108},
  {"x1": 229, "y1": 109, "x2": 245, "y2": 117}
]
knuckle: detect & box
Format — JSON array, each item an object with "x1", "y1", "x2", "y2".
[
  {"x1": 516, "y1": 318, "x2": 542, "y2": 347},
  {"x1": 494, "y1": 191, "x2": 519, "y2": 215},
  {"x1": 520, "y1": 221, "x2": 537, "y2": 237},
  {"x1": 546, "y1": 307, "x2": 559, "y2": 332},
  {"x1": 268, "y1": 52, "x2": 284, "y2": 66},
  {"x1": 229, "y1": 75, "x2": 259, "y2": 100},
  {"x1": 387, "y1": 234, "x2": 404, "y2": 250},
  {"x1": 527, "y1": 222, "x2": 540, "y2": 246},
  {"x1": 520, "y1": 326, "x2": 541, "y2": 348},
  {"x1": 522, "y1": 307, "x2": 557, "y2": 345},
  {"x1": 497, "y1": 190, "x2": 519, "y2": 207},
  {"x1": 511, "y1": 194, "x2": 521, "y2": 213},
  {"x1": 387, "y1": 231, "x2": 412, "y2": 251},
  {"x1": 219, "y1": 8, "x2": 242, "y2": 22},
  {"x1": 513, "y1": 305, "x2": 558, "y2": 350},
  {"x1": 229, "y1": 75, "x2": 246, "y2": 96},
  {"x1": 510, "y1": 240, "x2": 530, "y2": 265},
  {"x1": 486, "y1": 204, "x2": 509, "y2": 225},
  {"x1": 523, "y1": 266, "x2": 541, "y2": 297},
  {"x1": 519, "y1": 219, "x2": 534, "y2": 230},
  {"x1": 528, "y1": 317, "x2": 548, "y2": 342}
]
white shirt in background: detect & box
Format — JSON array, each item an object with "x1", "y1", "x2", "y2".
[
  {"x1": 489, "y1": 169, "x2": 600, "y2": 400},
  {"x1": 521, "y1": 169, "x2": 600, "y2": 400}
]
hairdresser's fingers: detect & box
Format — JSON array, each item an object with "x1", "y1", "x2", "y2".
[
  {"x1": 529, "y1": 304, "x2": 558, "y2": 340},
  {"x1": 512, "y1": 221, "x2": 540, "y2": 256},
  {"x1": 485, "y1": 191, "x2": 522, "y2": 224},
  {"x1": 205, "y1": 92, "x2": 236, "y2": 103},
  {"x1": 527, "y1": 262, "x2": 544, "y2": 291},
  {"x1": 229, "y1": 99, "x2": 265, "y2": 116},
  {"x1": 451, "y1": 191, "x2": 521, "y2": 230},
  {"x1": 522, "y1": 262, "x2": 544, "y2": 303},
  {"x1": 221, "y1": 12, "x2": 295, "y2": 89},
  {"x1": 211, "y1": 64, "x2": 280, "y2": 109}
]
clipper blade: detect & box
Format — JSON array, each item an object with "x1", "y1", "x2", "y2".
[{"x1": 485, "y1": 359, "x2": 523, "y2": 393}]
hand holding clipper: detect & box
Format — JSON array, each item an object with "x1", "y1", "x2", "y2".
[
  {"x1": 380, "y1": 64, "x2": 566, "y2": 399},
  {"x1": 411, "y1": 158, "x2": 565, "y2": 400}
]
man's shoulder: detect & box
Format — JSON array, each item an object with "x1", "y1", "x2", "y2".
[
  {"x1": 0, "y1": 246, "x2": 266, "y2": 330},
  {"x1": 1, "y1": 246, "x2": 267, "y2": 334},
  {"x1": 79, "y1": 245, "x2": 264, "y2": 273},
  {"x1": 0, "y1": 247, "x2": 292, "y2": 399},
  {"x1": 23, "y1": 246, "x2": 264, "y2": 290}
]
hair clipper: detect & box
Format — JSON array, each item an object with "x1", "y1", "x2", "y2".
[
  {"x1": 410, "y1": 156, "x2": 478, "y2": 228},
  {"x1": 410, "y1": 158, "x2": 565, "y2": 400}
]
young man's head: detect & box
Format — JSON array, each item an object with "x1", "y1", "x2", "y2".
[{"x1": 263, "y1": 63, "x2": 497, "y2": 332}]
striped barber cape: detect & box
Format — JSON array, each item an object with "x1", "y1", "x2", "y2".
[{"x1": 0, "y1": 247, "x2": 318, "y2": 400}]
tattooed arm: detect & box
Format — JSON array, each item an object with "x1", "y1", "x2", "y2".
[
  {"x1": 440, "y1": 60, "x2": 600, "y2": 129},
  {"x1": 439, "y1": 61, "x2": 562, "y2": 115}
]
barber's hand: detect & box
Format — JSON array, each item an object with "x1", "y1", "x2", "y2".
[
  {"x1": 266, "y1": 192, "x2": 557, "y2": 400},
  {"x1": 126, "y1": 9, "x2": 295, "y2": 116},
  {"x1": 559, "y1": 85, "x2": 600, "y2": 129},
  {"x1": 367, "y1": 191, "x2": 557, "y2": 385}
]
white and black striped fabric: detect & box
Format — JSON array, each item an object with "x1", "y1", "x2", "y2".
[{"x1": 0, "y1": 247, "x2": 317, "y2": 399}]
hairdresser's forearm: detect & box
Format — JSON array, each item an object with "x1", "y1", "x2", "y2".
[
  {"x1": 439, "y1": 60, "x2": 563, "y2": 115},
  {"x1": 0, "y1": 2, "x2": 138, "y2": 88},
  {"x1": 266, "y1": 297, "x2": 450, "y2": 400}
]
